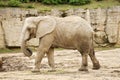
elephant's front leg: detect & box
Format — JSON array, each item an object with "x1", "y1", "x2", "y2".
[
  {"x1": 32, "y1": 34, "x2": 54, "y2": 72},
  {"x1": 32, "y1": 49, "x2": 45, "y2": 72},
  {"x1": 47, "y1": 48, "x2": 56, "y2": 72}
]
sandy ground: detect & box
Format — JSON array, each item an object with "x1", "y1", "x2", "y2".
[{"x1": 0, "y1": 48, "x2": 120, "y2": 80}]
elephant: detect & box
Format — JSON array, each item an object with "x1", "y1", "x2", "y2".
[{"x1": 20, "y1": 15, "x2": 100, "y2": 72}]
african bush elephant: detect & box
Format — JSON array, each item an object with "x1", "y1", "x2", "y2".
[{"x1": 20, "y1": 16, "x2": 100, "y2": 72}]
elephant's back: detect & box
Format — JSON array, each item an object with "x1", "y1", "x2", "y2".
[
  {"x1": 53, "y1": 16, "x2": 93, "y2": 49},
  {"x1": 64, "y1": 16, "x2": 93, "y2": 31},
  {"x1": 54, "y1": 16, "x2": 93, "y2": 36}
]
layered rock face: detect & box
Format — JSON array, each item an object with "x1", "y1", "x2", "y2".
[
  {"x1": 0, "y1": 6, "x2": 120, "y2": 48},
  {"x1": 0, "y1": 20, "x2": 5, "y2": 48},
  {"x1": 106, "y1": 7, "x2": 120, "y2": 44},
  {"x1": 0, "y1": 8, "x2": 38, "y2": 48}
]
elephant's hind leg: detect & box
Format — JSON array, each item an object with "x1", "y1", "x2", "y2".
[
  {"x1": 89, "y1": 48, "x2": 100, "y2": 70},
  {"x1": 78, "y1": 48, "x2": 89, "y2": 71}
]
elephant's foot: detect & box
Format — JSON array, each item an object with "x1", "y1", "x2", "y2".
[
  {"x1": 79, "y1": 68, "x2": 88, "y2": 71},
  {"x1": 0, "y1": 68, "x2": 5, "y2": 72},
  {"x1": 92, "y1": 62, "x2": 100, "y2": 70},
  {"x1": 78, "y1": 66, "x2": 88, "y2": 71},
  {"x1": 31, "y1": 68, "x2": 40, "y2": 73},
  {"x1": 48, "y1": 69, "x2": 56, "y2": 72}
]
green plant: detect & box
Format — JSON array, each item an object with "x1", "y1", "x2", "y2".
[
  {"x1": 27, "y1": 4, "x2": 34, "y2": 8},
  {"x1": 19, "y1": 0, "x2": 30, "y2": 3},
  {"x1": 42, "y1": 0, "x2": 57, "y2": 5},
  {"x1": 0, "y1": 1, "x2": 6, "y2": 7},
  {"x1": 42, "y1": 0, "x2": 91, "y2": 5},
  {"x1": 95, "y1": 0, "x2": 103, "y2": 1},
  {"x1": 59, "y1": 0, "x2": 68, "y2": 4},
  {"x1": 8, "y1": 0, "x2": 21, "y2": 7},
  {"x1": 69, "y1": 0, "x2": 91, "y2": 5},
  {"x1": 116, "y1": 0, "x2": 120, "y2": 2},
  {"x1": 42, "y1": 0, "x2": 68, "y2": 5}
]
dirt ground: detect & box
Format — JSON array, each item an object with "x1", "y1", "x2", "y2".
[{"x1": 0, "y1": 48, "x2": 120, "y2": 80}]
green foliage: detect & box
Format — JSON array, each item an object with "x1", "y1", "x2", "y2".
[
  {"x1": 42, "y1": 0, "x2": 91, "y2": 5},
  {"x1": 8, "y1": 0, "x2": 21, "y2": 7},
  {"x1": 19, "y1": 0, "x2": 30, "y2": 3},
  {"x1": 0, "y1": 0, "x2": 119, "y2": 9},
  {"x1": 95, "y1": 0, "x2": 103, "y2": 1},
  {"x1": 69, "y1": 0, "x2": 91, "y2": 5},
  {"x1": 116, "y1": 0, "x2": 120, "y2": 2},
  {"x1": 27, "y1": 4, "x2": 34, "y2": 8},
  {"x1": 42, "y1": 0, "x2": 60, "y2": 5},
  {"x1": 42, "y1": 0, "x2": 52, "y2": 4},
  {"x1": 59, "y1": 0, "x2": 68, "y2": 4},
  {"x1": 0, "y1": 1, "x2": 7, "y2": 7}
]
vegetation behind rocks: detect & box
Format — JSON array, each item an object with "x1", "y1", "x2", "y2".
[{"x1": 0, "y1": 0, "x2": 120, "y2": 9}]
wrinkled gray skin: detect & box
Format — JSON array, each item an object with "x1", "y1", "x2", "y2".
[{"x1": 21, "y1": 16, "x2": 100, "y2": 72}]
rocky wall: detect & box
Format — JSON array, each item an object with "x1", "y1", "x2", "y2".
[
  {"x1": 0, "y1": 6, "x2": 120, "y2": 48},
  {"x1": 0, "y1": 8, "x2": 38, "y2": 48}
]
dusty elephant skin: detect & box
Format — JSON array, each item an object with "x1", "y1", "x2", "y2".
[{"x1": 20, "y1": 16, "x2": 100, "y2": 72}]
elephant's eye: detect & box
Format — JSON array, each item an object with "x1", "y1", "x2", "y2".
[
  {"x1": 28, "y1": 28, "x2": 36, "y2": 34},
  {"x1": 27, "y1": 27, "x2": 31, "y2": 31}
]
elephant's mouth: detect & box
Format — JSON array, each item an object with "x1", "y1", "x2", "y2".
[
  {"x1": 30, "y1": 33, "x2": 36, "y2": 38},
  {"x1": 29, "y1": 28, "x2": 36, "y2": 38}
]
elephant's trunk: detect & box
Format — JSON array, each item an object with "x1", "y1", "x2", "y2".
[
  {"x1": 20, "y1": 27, "x2": 32, "y2": 57},
  {"x1": 21, "y1": 40, "x2": 32, "y2": 57}
]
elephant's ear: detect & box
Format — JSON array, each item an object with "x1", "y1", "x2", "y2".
[{"x1": 36, "y1": 16, "x2": 56, "y2": 38}]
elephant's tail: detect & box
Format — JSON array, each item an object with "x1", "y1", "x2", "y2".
[{"x1": 90, "y1": 32, "x2": 95, "y2": 54}]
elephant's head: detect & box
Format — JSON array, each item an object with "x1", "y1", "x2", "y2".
[{"x1": 20, "y1": 16, "x2": 56, "y2": 57}]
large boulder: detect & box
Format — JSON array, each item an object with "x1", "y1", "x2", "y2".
[
  {"x1": 2, "y1": 18, "x2": 23, "y2": 47},
  {"x1": 105, "y1": 6, "x2": 120, "y2": 44},
  {"x1": 94, "y1": 31, "x2": 108, "y2": 44},
  {"x1": 90, "y1": 8, "x2": 107, "y2": 31},
  {"x1": 0, "y1": 8, "x2": 38, "y2": 47}
]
